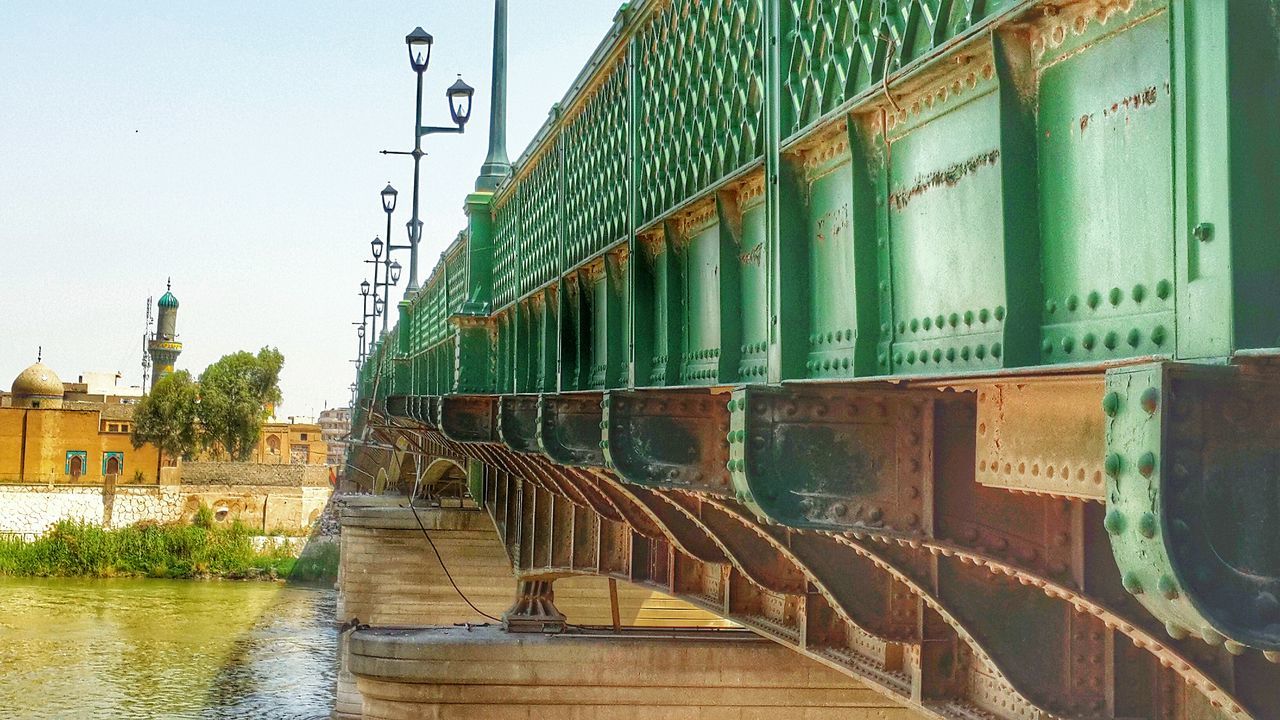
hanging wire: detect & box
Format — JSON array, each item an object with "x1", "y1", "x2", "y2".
[{"x1": 401, "y1": 443, "x2": 501, "y2": 622}]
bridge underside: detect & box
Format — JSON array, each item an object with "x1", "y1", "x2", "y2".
[
  {"x1": 356, "y1": 362, "x2": 1280, "y2": 720},
  {"x1": 346, "y1": 0, "x2": 1280, "y2": 715}
]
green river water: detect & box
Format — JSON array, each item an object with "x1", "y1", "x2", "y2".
[{"x1": 0, "y1": 578, "x2": 337, "y2": 719}]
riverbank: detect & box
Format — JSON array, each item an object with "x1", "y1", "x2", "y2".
[{"x1": 0, "y1": 518, "x2": 302, "y2": 580}]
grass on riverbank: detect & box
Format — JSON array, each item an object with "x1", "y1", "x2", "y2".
[
  {"x1": 286, "y1": 539, "x2": 339, "y2": 585},
  {"x1": 0, "y1": 518, "x2": 298, "y2": 580}
]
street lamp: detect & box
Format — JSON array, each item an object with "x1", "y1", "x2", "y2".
[
  {"x1": 357, "y1": 280, "x2": 373, "y2": 362},
  {"x1": 390, "y1": 260, "x2": 403, "y2": 285},
  {"x1": 367, "y1": 238, "x2": 383, "y2": 338},
  {"x1": 381, "y1": 183, "x2": 398, "y2": 214},
  {"x1": 376, "y1": 183, "x2": 411, "y2": 338},
  {"x1": 382, "y1": 25, "x2": 473, "y2": 295},
  {"x1": 406, "y1": 26, "x2": 433, "y2": 72},
  {"x1": 447, "y1": 76, "x2": 475, "y2": 127}
]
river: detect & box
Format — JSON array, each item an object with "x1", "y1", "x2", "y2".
[{"x1": 0, "y1": 578, "x2": 336, "y2": 719}]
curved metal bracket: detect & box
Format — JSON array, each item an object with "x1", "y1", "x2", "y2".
[
  {"x1": 498, "y1": 395, "x2": 541, "y2": 453},
  {"x1": 601, "y1": 389, "x2": 732, "y2": 496},
  {"x1": 385, "y1": 395, "x2": 411, "y2": 421},
  {"x1": 727, "y1": 383, "x2": 954, "y2": 535},
  {"x1": 439, "y1": 395, "x2": 498, "y2": 444},
  {"x1": 407, "y1": 395, "x2": 439, "y2": 427},
  {"x1": 1106, "y1": 361, "x2": 1280, "y2": 656},
  {"x1": 536, "y1": 392, "x2": 606, "y2": 468}
]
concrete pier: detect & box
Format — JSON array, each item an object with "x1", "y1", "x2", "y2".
[
  {"x1": 349, "y1": 625, "x2": 923, "y2": 720},
  {"x1": 334, "y1": 501, "x2": 730, "y2": 718}
]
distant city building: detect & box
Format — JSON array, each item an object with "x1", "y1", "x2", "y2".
[
  {"x1": 0, "y1": 360, "x2": 161, "y2": 483},
  {"x1": 250, "y1": 421, "x2": 328, "y2": 466},
  {"x1": 318, "y1": 406, "x2": 351, "y2": 466},
  {"x1": 147, "y1": 280, "x2": 183, "y2": 389},
  {"x1": 75, "y1": 371, "x2": 144, "y2": 399}
]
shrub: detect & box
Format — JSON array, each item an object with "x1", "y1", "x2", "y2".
[
  {"x1": 0, "y1": 517, "x2": 293, "y2": 580},
  {"x1": 193, "y1": 503, "x2": 215, "y2": 530}
]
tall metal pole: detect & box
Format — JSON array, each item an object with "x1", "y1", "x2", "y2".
[
  {"x1": 381, "y1": 253, "x2": 393, "y2": 338},
  {"x1": 384, "y1": 205, "x2": 396, "y2": 336},
  {"x1": 476, "y1": 0, "x2": 510, "y2": 192},
  {"x1": 359, "y1": 292, "x2": 370, "y2": 361},
  {"x1": 370, "y1": 247, "x2": 382, "y2": 339},
  {"x1": 407, "y1": 70, "x2": 426, "y2": 294}
]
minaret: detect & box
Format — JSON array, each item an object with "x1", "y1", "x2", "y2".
[
  {"x1": 147, "y1": 278, "x2": 183, "y2": 389},
  {"x1": 475, "y1": 0, "x2": 510, "y2": 192}
]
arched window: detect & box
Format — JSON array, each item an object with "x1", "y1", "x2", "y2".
[
  {"x1": 105, "y1": 455, "x2": 122, "y2": 476},
  {"x1": 69, "y1": 455, "x2": 83, "y2": 479},
  {"x1": 266, "y1": 435, "x2": 281, "y2": 454}
]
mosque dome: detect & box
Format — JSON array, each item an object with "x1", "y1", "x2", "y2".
[
  {"x1": 11, "y1": 362, "x2": 64, "y2": 400},
  {"x1": 158, "y1": 290, "x2": 180, "y2": 309}
]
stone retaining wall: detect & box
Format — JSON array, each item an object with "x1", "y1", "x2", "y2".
[
  {"x1": 0, "y1": 483, "x2": 331, "y2": 538},
  {"x1": 177, "y1": 462, "x2": 331, "y2": 487}
]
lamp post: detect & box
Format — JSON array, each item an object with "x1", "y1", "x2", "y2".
[
  {"x1": 382, "y1": 26, "x2": 474, "y2": 296},
  {"x1": 358, "y1": 279, "x2": 373, "y2": 362},
  {"x1": 373, "y1": 183, "x2": 410, "y2": 337},
  {"x1": 369, "y1": 236, "x2": 383, "y2": 339},
  {"x1": 382, "y1": 259, "x2": 402, "y2": 339}
]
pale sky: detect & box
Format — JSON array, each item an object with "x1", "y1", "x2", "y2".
[{"x1": 0, "y1": 1, "x2": 621, "y2": 419}]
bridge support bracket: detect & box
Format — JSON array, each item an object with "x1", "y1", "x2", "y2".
[
  {"x1": 726, "y1": 383, "x2": 959, "y2": 535},
  {"x1": 502, "y1": 580, "x2": 567, "y2": 634},
  {"x1": 1106, "y1": 359, "x2": 1280, "y2": 657},
  {"x1": 439, "y1": 395, "x2": 499, "y2": 444},
  {"x1": 602, "y1": 389, "x2": 732, "y2": 496},
  {"x1": 537, "y1": 393, "x2": 606, "y2": 468}
]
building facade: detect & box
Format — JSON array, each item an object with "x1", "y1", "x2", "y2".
[
  {"x1": 318, "y1": 407, "x2": 351, "y2": 466},
  {"x1": 0, "y1": 362, "x2": 162, "y2": 484},
  {"x1": 249, "y1": 421, "x2": 328, "y2": 466}
]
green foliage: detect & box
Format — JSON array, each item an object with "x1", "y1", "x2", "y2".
[
  {"x1": 0, "y1": 519, "x2": 295, "y2": 580},
  {"x1": 131, "y1": 370, "x2": 200, "y2": 459},
  {"x1": 287, "y1": 540, "x2": 339, "y2": 585},
  {"x1": 197, "y1": 347, "x2": 285, "y2": 461},
  {"x1": 193, "y1": 503, "x2": 215, "y2": 530}
]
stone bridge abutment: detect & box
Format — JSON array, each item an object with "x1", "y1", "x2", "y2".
[{"x1": 334, "y1": 497, "x2": 928, "y2": 720}]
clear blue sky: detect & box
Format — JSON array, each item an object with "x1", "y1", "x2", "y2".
[{"x1": 0, "y1": 1, "x2": 621, "y2": 418}]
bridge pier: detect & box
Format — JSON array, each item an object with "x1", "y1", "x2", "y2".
[
  {"x1": 333, "y1": 499, "x2": 735, "y2": 719},
  {"x1": 348, "y1": 625, "x2": 921, "y2": 720}
]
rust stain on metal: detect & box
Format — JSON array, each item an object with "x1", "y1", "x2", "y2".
[
  {"x1": 888, "y1": 149, "x2": 1001, "y2": 211},
  {"x1": 1078, "y1": 85, "x2": 1160, "y2": 135},
  {"x1": 738, "y1": 242, "x2": 763, "y2": 266}
]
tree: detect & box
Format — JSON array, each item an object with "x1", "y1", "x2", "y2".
[
  {"x1": 131, "y1": 370, "x2": 200, "y2": 461},
  {"x1": 197, "y1": 347, "x2": 284, "y2": 461}
]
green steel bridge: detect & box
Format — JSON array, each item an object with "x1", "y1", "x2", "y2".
[{"x1": 348, "y1": 0, "x2": 1280, "y2": 717}]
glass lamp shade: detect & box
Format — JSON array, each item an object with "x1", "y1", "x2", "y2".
[
  {"x1": 389, "y1": 260, "x2": 403, "y2": 284},
  {"x1": 360, "y1": 280, "x2": 371, "y2": 296},
  {"x1": 447, "y1": 76, "x2": 475, "y2": 126},
  {"x1": 381, "y1": 183, "x2": 398, "y2": 214},
  {"x1": 371, "y1": 236, "x2": 384, "y2": 260},
  {"x1": 406, "y1": 27, "x2": 433, "y2": 72}
]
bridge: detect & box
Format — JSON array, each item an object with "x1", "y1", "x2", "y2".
[{"x1": 345, "y1": 0, "x2": 1280, "y2": 718}]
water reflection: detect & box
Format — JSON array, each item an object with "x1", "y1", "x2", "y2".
[{"x1": 0, "y1": 578, "x2": 336, "y2": 719}]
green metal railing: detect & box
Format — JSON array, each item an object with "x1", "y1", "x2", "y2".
[{"x1": 369, "y1": 0, "x2": 1280, "y2": 401}]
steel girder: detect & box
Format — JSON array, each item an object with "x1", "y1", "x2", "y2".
[{"x1": 360, "y1": 367, "x2": 1280, "y2": 720}]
